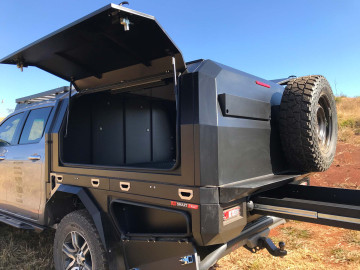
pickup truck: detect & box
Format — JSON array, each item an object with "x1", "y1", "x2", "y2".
[{"x1": 0, "y1": 3, "x2": 359, "y2": 270}]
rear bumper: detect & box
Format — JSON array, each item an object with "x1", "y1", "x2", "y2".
[
  {"x1": 197, "y1": 216, "x2": 285, "y2": 270},
  {"x1": 198, "y1": 174, "x2": 307, "y2": 246}
]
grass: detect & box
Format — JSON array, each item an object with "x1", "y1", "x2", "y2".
[
  {"x1": 342, "y1": 230, "x2": 360, "y2": 246},
  {"x1": 330, "y1": 248, "x2": 360, "y2": 263},
  {"x1": 336, "y1": 97, "x2": 360, "y2": 145},
  {"x1": 280, "y1": 226, "x2": 312, "y2": 239},
  {"x1": 216, "y1": 221, "x2": 360, "y2": 270},
  {"x1": 0, "y1": 224, "x2": 54, "y2": 270}
]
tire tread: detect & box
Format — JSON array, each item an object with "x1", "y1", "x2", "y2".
[
  {"x1": 279, "y1": 75, "x2": 337, "y2": 172},
  {"x1": 53, "y1": 209, "x2": 108, "y2": 270}
]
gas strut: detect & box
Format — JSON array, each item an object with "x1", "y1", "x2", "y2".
[{"x1": 64, "y1": 78, "x2": 80, "y2": 138}]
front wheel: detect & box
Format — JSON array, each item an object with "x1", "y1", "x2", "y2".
[{"x1": 53, "y1": 209, "x2": 108, "y2": 270}]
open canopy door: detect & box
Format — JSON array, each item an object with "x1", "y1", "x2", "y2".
[{"x1": 0, "y1": 4, "x2": 186, "y2": 90}]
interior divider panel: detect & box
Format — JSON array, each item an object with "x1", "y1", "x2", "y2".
[
  {"x1": 125, "y1": 99, "x2": 152, "y2": 164},
  {"x1": 92, "y1": 97, "x2": 124, "y2": 165}
]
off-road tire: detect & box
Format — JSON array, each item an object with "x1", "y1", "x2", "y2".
[
  {"x1": 53, "y1": 209, "x2": 108, "y2": 270},
  {"x1": 279, "y1": 75, "x2": 337, "y2": 172}
]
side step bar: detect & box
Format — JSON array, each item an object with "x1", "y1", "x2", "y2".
[
  {"x1": 250, "y1": 184, "x2": 360, "y2": 230},
  {"x1": 0, "y1": 212, "x2": 44, "y2": 232}
]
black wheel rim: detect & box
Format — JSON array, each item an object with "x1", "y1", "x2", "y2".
[
  {"x1": 316, "y1": 94, "x2": 333, "y2": 153},
  {"x1": 62, "y1": 231, "x2": 92, "y2": 270}
]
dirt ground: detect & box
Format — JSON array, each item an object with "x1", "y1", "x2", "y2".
[
  {"x1": 216, "y1": 142, "x2": 360, "y2": 270},
  {"x1": 311, "y1": 142, "x2": 360, "y2": 189}
]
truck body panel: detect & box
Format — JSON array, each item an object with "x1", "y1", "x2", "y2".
[
  {"x1": 0, "y1": 4, "x2": 358, "y2": 270},
  {"x1": 0, "y1": 4, "x2": 185, "y2": 90}
]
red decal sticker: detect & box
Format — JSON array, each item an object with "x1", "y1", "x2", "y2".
[
  {"x1": 171, "y1": 201, "x2": 198, "y2": 210},
  {"x1": 255, "y1": 81, "x2": 270, "y2": 88},
  {"x1": 188, "y1": 204, "x2": 199, "y2": 210}
]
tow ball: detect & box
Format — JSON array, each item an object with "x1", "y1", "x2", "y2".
[{"x1": 245, "y1": 237, "x2": 287, "y2": 257}]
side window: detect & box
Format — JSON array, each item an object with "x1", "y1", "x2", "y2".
[
  {"x1": 19, "y1": 107, "x2": 52, "y2": 144},
  {"x1": 0, "y1": 113, "x2": 24, "y2": 146}
]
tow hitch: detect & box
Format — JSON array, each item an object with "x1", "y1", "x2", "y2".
[{"x1": 245, "y1": 237, "x2": 287, "y2": 257}]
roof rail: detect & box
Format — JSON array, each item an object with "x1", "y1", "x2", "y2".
[{"x1": 16, "y1": 86, "x2": 69, "y2": 105}]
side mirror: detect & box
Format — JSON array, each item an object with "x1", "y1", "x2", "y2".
[{"x1": 0, "y1": 139, "x2": 10, "y2": 147}]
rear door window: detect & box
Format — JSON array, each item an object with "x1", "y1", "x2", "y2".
[
  {"x1": 19, "y1": 107, "x2": 52, "y2": 144},
  {"x1": 0, "y1": 113, "x2": 24, "y2": 146}
]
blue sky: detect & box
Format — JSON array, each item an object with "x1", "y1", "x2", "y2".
[{"x1": 0, "y1": 0, "x2": 359, "y2": 117}]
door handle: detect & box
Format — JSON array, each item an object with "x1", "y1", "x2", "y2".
[
  {"x1": 28, "y1": 155, "x2": 41, "y2": 161},
  {"x1": 0, "y1": 156, "x2": 5, "y2": 161}
]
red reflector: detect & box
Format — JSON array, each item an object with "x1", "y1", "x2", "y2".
[
  {"x1": 188, "y1": 204, "x2": 199, "y2": 210},
  {"x1": 171, "y1": 201, "x2": 177, "y2": 206},
  {"x1": 255, "y1": 81, "x2": 271, "y2": 88}
]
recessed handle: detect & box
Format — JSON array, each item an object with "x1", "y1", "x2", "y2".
[
  {"x1": 120, "y1": 182, "x2": 130, "y2": 191},
  {"x1": 178, "y1": 189, "x2": 193, "y2": 200},
  {"x1": 0, "y1": 156, "x2": 5, "y2": 161},
  {"x1": 91, "y1": 179, "x2": 100, "y2": 187},
  {"x1": 28, "y1": 155, "x2": 41, "y2": 161}
]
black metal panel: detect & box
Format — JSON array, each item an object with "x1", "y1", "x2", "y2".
[
  {"x1": 192, "y1": 60, "x2": 289, "y2": 187},
  {"x1": 219, "y1": 174, "x2": 302, "y2": 204},
  {"x1": 110, "y1": 200, "x2": 191, "y2": 237},
  {"x1": 124, "y1": 241, "x2": 198, "y2": 270},
  {"x1": 217, "y1": 124, "x2": 272, "y2": 185},
  {"x1": 62, "y1": 96, "x2": 92, "y2": 164},
  {"x1": 200, "y1": 200, "x2": 247, "y2": 246},
  {"x1": 199, "y1": 125, "x2": 219, "y2": 186},
  {"x1": 92, "y1": 97, "x2": 124, "y2": 165},
  {"x1": 179, "y1": 73, "x2": 196, "y2": 125},
  {"x1": 218, "y1": 93, "x2": 271, "y2": 120},
  {"x1": 152, "y1": 102, "x2": 176, "y2": 162},
  {"x1": 125, "y1": 99, "x2": 151, "y2": 164},
  {"x1": 61, "y1": 91, "x2": 176, "y2": 169},
  {"x1": 0, "y1": 4, "x2": 185, "y2": 90}
]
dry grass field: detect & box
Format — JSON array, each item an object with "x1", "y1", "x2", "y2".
[
  {"x1": 337, "y1": 97, "x2": 360, "y2": 145},
  {"x1": 0, "y1": 97, "x2": 359, "y2": 269},
  {"x1": 0, "y1": 225, "x2": 54, "y2": 269}
]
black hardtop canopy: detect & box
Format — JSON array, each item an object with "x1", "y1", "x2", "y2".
[{"x1": 0, "y1": 3, "x2": 186, "y2": 91}]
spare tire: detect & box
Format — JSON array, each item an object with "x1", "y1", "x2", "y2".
[{"x1": 279, "y1": 75, "x2": 337, "y2": 172}]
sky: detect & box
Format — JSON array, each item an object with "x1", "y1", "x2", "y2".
[{"x1": 0, "y1": 0, "x2": 359, "y2": 117}]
